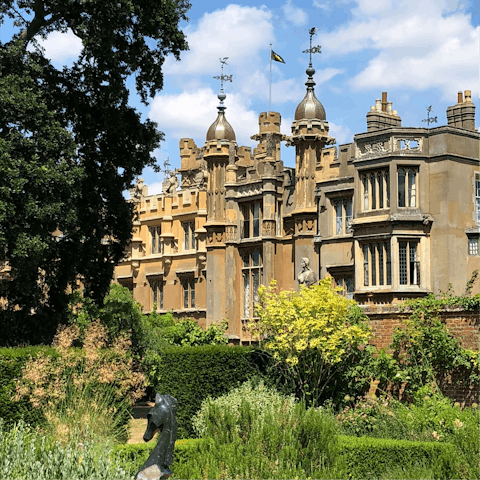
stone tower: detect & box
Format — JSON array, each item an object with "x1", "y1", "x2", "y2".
[
  {"x1": 288, "y1": 64, "x2": 335, "y2": 286},
  {"x1": 204, "y1": 88, "x2": 237, "y2": 327}
]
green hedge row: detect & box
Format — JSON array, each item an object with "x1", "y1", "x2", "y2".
[
  {"x1": 339, "y1": 435, "x2": 457, "y2": 479},
  {"x1": 0, "y1": 347, "x2": 58, "y2": 428},
  {"x1": 113, "y1": 438, "x2": 203, "y2": 477},
  {"x1": 148, "y1": 345, "x2": 270, "y2": 438},
  {"x1": 116, "y1": 435, "x2": 459, "y2": 479}
]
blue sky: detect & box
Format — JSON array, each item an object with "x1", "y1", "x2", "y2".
[{"x1": 2, "y1": 0, "x2": 479, "y2": 195}]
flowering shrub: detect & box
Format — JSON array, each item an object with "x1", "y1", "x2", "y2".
[
  {"x1": 15, "y1": 320, "x2": 145, "y2": 444},
  {"x1": 249, "y1": 278, "x2": 371, "y2": 406}
]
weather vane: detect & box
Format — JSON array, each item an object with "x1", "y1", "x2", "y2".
[
  {"x1": 422, "y1": 105, "x2": 438, "y2": 129},
  {"x1": 213, "y1": 57, "x2": 233, "y2": 104},
  {"x1": 302, "y1": 27, "x2": 322, "y2": 67}
]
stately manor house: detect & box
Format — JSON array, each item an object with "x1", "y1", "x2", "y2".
[{"x1": 114, "y1": 64, "x2": 480, "y2": 343}]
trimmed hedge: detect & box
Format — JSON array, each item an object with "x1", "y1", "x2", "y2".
[
  {"x1": 148, "y1": 345, "x2": 270, "y2": 438},
  {"x1": 113, "y1": 439, "x2": 202, "y2": 477},
  {"x1": 339, "y1": 435, "x2": 457, "y2": 479},
  {"x1": 0, "y1": 347, "x2": 57, "y2": 428},
  {"x1": 115, "y1": 435, "x2": 460, "y2": 479}
]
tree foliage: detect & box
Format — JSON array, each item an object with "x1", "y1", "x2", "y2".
[
  {"x1": 249, "y1": 278, "x2": 371, "y2": 406},
  {"x1": 0, "y1": 0, "x2": 190, "y2": 344}
]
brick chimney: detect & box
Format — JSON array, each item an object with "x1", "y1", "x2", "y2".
[
  {"x1": 446, "y1": 90, "x2": 475, "y2": 131},
  {"x1": 366, "y1": 92, "x2": 402, "y2": 132}
]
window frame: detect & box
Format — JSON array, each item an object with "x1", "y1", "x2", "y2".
[
  {"x1": 182, "y1": 221, "x2": 196, "y2": 251},
  {"x1": 149, "y1": 225, "x2": 163, "y2": 255},
  {"x1": 149, "y1": 277, "x2": 164, "y2": 310},
  {"x1": 180, "y1": 275, "x2": 195, "y2": 309},
  {"x1": 475, "y1": 173, "x2": 480, "y2": 224},
  {"x1": 241, "y1": 248, "x2": 263, "y2": 318},
  {"x1": 333, "y1": 276, "x2": 354, "y2": 300},
  {"x1": 398, "y1": 167, "x2": 419, "y2": 208},
  {"x1": 468, "y1": 235, "x2": 479, "y2": 256},
  {"x1": 360, "y1": 169, "x2": 390, "y2": 212},
  {"x1": 241, "y1": 201, "x2": 262, "y2": 239},
  {"x1": 362, "y1": 241, "x2": 392, "y2": 287},
  {"x1": 332, "y1": 197, "x2": 353, "y2": 236},
  {"x1": 398, "y1": 239, "x2": 421, "y2": 286}
]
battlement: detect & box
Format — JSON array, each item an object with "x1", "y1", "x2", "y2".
[{"x1": 259, "y1": 111, "x2": 281, "y2": 134}]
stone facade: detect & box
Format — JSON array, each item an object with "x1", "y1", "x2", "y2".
[{"x1": 113, "y1": 78, "x2": 480, "y2": 344}]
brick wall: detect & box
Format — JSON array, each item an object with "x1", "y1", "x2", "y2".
[{"x1": 362, "y1": 306, "x2": 479, "y2": 406}]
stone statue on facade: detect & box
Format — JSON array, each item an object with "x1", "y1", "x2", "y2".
[
  {"x1": 297, "y1": 257, "x2": 317, "y2": 287},
  {"x1": 135, "y1": 394, "x2": 178, "y2": 480},
  {"x1": 193, "y1": 161, "x2": 208, "y2": 189},
  {"x1": 162, "y1": 170, "x2": 179, "y2": 194}
]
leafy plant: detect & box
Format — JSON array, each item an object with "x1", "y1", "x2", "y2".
[
  {"x1": 15, "y1": 321, "x2": 145, "y2": 444},
  {"x1": 0, "y1": 419, "x2": 130, "y2": 480},
  {"x1": 249, "y1": 278, "x2": 371, "y2": 406}
]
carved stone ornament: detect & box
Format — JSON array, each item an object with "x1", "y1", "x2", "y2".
[
  {"x1": 225, "y1": 225, "x2": 238, "y2": 242},
  {"x1": 262, "y1": 220, "x2": 275, "y2": 237},
  {"x1": 395, "y1": 137, "x2": 422, "y2": 152},
  {"x1": 237, "y1": 184, "x2": 262, "y2": 197},
  {"x1": 357, "y1": 141, "x2": 389, "y2": 157}
]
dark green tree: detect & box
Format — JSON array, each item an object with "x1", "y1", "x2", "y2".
[{"x1": 0, "y1": 0, "x2": 190, "y2": 344}]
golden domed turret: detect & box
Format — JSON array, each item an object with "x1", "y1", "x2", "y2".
[
  {"x1": 206, "y1": 92, "x2": 236, "y2": 141},
  {"x1": 294, "y1": 66, "x2": 326, "y2": 121}
]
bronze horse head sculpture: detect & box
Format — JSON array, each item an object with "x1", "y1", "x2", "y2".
[{"x1": 135, "y1": 394, "x2": 178, "y2": 480}]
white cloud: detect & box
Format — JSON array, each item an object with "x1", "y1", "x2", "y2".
[
  {"x1": 146, "y1": 182, "x2": 164, "y2": 196},
  {"x1": 282, "y1": 0, "x2": 308, "y2": 26},
  {"x1": 163, "y1": 5, "x2": 274, "y2": 76},
  {"x1": 37, "y1": 29, "x2": 83, "y2": 63},
  {"x1": 312, "y1": 0, "x2": 332, "y2": 11},
  {"x1": 319, "y1": 0, "x2": 479, "y2": 98},
  {"x1": 329, "y1": 122, "x2": 353, "y2": 145},
  {"x1": 149, "y1": 86, "x2": 259, "y2": 148}
]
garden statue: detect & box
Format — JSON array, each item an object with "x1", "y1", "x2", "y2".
[
  {"x1": 297, "y1": 257, "x2": 317, "y2": 287},
  {"x1": 135, "y1": 394, "x2": 178, "y2": 480}
]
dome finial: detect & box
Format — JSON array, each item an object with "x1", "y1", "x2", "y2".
[
  {"x1": 207, "y1": 58, "x2": 236, "y2": 141},
  {"x1": 294, "y1": 28, "x2": 326, "y2": 121},
  {"x1": 213, "y1": 57, "x2": 233, "y2": 112}
]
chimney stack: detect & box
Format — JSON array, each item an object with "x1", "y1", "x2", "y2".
[
  {"x1": 366, "y1": 91, "x2": 401, "y2": 132},
  {"x1": 447, "y1": 89, "x2": 475, "y2": 131}
]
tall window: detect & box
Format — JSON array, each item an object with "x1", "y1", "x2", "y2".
[
  {"x1": 475, "y1": 174, "x2": 480, "y2": 224},
  {"x1": 469, "y1": 236, "x2": 479, "y2": 255},
  {"x1": 398, "y1": 167, "x2": 418, "y2": 208},
  {"x1": 242, "y1": 248, "x2": 262, "y2": 318},
  {"x1": 183, "y1": 221, "x2": 195, "y2": 251},
  {"x1": 361, "y1": 169, "x2": 389, "y2": 211},
  {"x1": 399, "y1": 241, "x2": 420, "y2": 285},
  {"x1": 150, "y1": 277, "x2": 163, "y2": 310},
  {"x1": 334, "y1": 277, "x2": 354, "y2": 300},
  {"x1": 363, "y1": 242, "x2": 392, "y2": 287},
  {"x1": 181, "y1": 276, "x2": 195, "y2": 309},
  {"x1": 149, "y1": 226, "x2": 162, "y2": 254},
  {"x1": 333, "y1": 198, "x2": 353, "y2": 235},
  {"x1": 241, "y1": 201, "x2": 262, "y2": 238}
]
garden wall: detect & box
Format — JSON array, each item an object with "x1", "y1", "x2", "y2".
[
  {"x1": 363, "y1": 305, "x2": 479, "y2": 405},
  {"x1": 363, "y1": 306, "x2": 479, "y2": 350}
]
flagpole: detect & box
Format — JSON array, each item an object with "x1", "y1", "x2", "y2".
[{"x1": 269, "y1": 43, "x2": 272, "y2": 113}]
